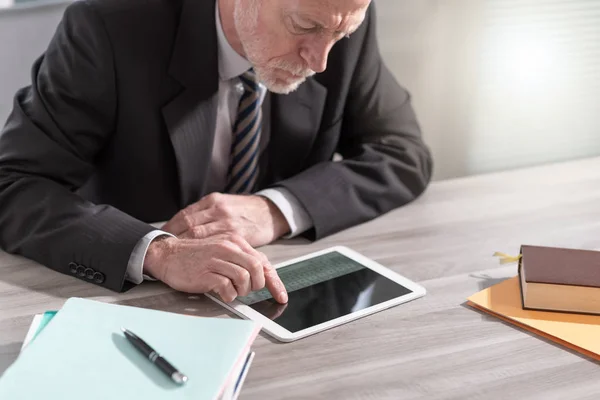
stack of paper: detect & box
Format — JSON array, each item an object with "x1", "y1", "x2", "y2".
[
  {"x1": 0, "y1": 298, "x2": 260, "y2": 399},
  {"x1": 20, "y1": 310, "x2": 57, "y2": 350}
]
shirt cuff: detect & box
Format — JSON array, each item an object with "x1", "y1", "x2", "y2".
[
  {"x1": 256, "y1": 188, "x2": 313, "y2": 238},
  {"x1": 125, "y1": 230, "x2": 176, "y2": 284}
]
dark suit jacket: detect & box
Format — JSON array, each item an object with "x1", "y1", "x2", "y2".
[{"x1": 0, "y1": 0, "x2": 432, "y2": 292}]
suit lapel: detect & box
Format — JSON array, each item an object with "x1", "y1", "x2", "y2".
[
  {"x1": 161, "y1": 0, "x2": 218, "y2": 208},
  {"x1": 262, "y1": 78, "x2": 327, "y2": 185}
]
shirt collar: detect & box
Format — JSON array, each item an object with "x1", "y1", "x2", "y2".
[{"x1": 215, "y1": 1, "x2": 252, "y2": 80}]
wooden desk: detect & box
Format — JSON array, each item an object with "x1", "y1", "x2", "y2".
[{"x1": 2, "y1": 157, "x2": 600, "y2": 399}]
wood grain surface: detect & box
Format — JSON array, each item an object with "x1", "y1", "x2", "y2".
[{"x1": 2, "y1": 157, "x2": 600, "y2": 399}]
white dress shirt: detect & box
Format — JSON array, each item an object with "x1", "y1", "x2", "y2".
[{"x1": 124, "y1": 1, "x2": 313, "y2": 284}]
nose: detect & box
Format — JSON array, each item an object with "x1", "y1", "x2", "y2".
[{"x1": 300, "y1": 37, "x2": 334, "y2": 73}]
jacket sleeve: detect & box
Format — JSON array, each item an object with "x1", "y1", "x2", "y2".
[
  {"x1": 277, "y1": 4, "x2": 434, "y2": 239},
  {"x1": 0, "y1": 2, "x2": 154, "y2": 291}
]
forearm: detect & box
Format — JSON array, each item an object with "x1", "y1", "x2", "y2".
[
  {"x1": 0, "y1": 175, "x2": 155, "y2": 291},
  {"x1": 276, "y1": 136, "x2": 431, "y2": 240}
]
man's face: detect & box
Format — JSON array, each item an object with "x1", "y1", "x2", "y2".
[{"x1": 234, "y1": 0, "x2": 370, "y2": 94}]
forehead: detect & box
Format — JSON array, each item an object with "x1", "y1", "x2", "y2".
[{"x1": 284, "y1": 0, "x2": 371, "y2": 28}]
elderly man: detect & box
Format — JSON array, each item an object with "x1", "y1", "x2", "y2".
[{"x1": 0, "y1": 0, "x2": 432, "y2": 303}]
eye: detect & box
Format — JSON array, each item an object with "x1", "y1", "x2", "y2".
[{"x1": 291, "y1": 18, "x2": 317, "y2": 34}]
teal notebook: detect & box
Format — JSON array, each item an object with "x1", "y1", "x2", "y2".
[{"x1": 0, "y1": 298, "x2": 260, "y2": 400}]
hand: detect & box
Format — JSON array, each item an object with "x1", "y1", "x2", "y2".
[
  {"x1": 143, "y1": 234, "x2": 288, "y2": 304},
  {"x1": 161, "y1": 193, "x2": 290, "y2": 247}
]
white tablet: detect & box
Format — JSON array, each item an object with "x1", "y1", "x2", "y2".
[{"x1": 205, "y1": 246, "x2": 426, "y2": 342}]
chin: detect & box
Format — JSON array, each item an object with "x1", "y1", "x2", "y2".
[
  {"x1": 266, "y1": 80, "x2": 304, "y2": 95},
  {"x1": 250, "y1": 64, "x2": 308, "y2": 94},
  {"x1": 258, "y1": 72, "x2": 306, "y2": 94}
]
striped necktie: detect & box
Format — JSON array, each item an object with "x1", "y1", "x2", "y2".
[{"x1": 225, "y1": 69, "x2": 263, "y2": 194}]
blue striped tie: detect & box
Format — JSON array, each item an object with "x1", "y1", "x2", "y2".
[{"x1": 225, "y1": 69, "x2": 262, "y2": 194}]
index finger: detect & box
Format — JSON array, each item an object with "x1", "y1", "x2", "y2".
[{"x1": 264, "y1": 264, "x2": 288, "y2": 304}]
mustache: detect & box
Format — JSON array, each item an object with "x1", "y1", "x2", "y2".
[{"x1": 269, "y1": 59, "x2": 315, "y2": 78}]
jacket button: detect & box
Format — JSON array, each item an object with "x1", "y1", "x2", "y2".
[
  {"x1": 68, "y1": 262, "x2": 78, "y2": 274},
  {"x1": 93, "y1": 272, "x2": 105, "y2": 284},
  {"x1": 76, "y1": 265, "x2": 86, "y2": 277},
  {"x1": 84, "y1": 268, "x2": 95, "y2": 280}
]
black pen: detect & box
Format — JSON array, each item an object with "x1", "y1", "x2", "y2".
[{"x1": 121, "y1": 327, "x2": 188, "y2": 384}]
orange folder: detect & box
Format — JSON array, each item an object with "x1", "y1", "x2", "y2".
[{"x1": 467, "y1": 277, "x2": 600, "y2": 362}]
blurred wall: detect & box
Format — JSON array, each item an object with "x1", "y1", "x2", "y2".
[
  {"x1": 1, "y1": 0, "x2": 599, "y2": 181},
  {"x1": 376, "y1": 0, "x2": 600, "y2": 179},
  {"x1": 0, "y1": 2, "x2": 65, "y2": 127}
]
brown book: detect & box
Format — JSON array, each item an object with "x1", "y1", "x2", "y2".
[{"x1": 518, "y1": 245, "x2": 600, "y2": 315}]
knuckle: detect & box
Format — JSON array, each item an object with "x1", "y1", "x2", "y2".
[
  {"x1": 222, "y1": 218, "x2": 237, "y2": 232},
  {"x1": 249, "y1": 259, "x2": 263, "y2": 274},
  {"x1": 214, "y1": 275, "x2": 230, "y2": 288},
  {"x1": 192, "y1": 225, "x2": 204, "y2": 237},
  {"x1": 227, "y1": 232, "x2": 243, "y2": 243},
  {"x1": 206, "y1": 193, "x2": 221, "y2": 206},
  {"x1": 258, "y1": 251, "x2": 269, "y2": 263},
  {"x1": 214, "y1": 202, "x2": 231, "y2": 217},
  {"x1": 180, "y1": 209, "x2": 194, "y2": 230},
  {"x1": 238, "y1": 269, "x2": 251, "y2": 283}
]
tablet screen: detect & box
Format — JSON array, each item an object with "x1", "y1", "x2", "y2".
[{"x1": 236, "y1": 251, "x2": 413, "y2": 333}]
